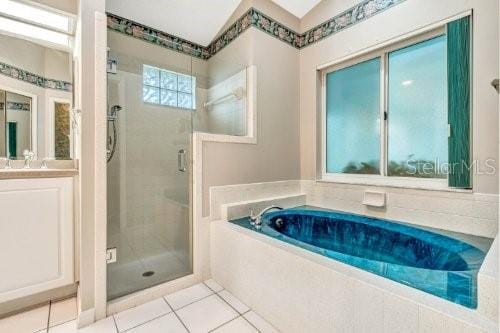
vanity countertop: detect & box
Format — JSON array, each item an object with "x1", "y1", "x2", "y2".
[{"x1": 0, "y1": 168, "x2": 79, "y2": 179}]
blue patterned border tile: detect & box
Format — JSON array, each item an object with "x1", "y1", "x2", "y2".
[
  {"x1": 106, "y1": 0, "x2": 406, "y2": 59},
  {"x1": 0, "y1": 62, "x2": 72, "y2": 92},
  {"x1": 6, "y1": 102, "x2": 30, "y2": 111},
  {"x1": 209, "y1": 8, "x2": 302, "y2": 55},
  {"x1": 107, "y1": 13, "x2": 211, "y2": 60},
  {"x1": 300, "y1": 0, "x2": 407, "y2": 48}
]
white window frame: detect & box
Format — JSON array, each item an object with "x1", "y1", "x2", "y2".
[
  {"x1": 320, "y1": 27, "x2": 454, "y2": 191},
  {"x1": 142, "y1": 64, "x2": 196, "y2": 110}
]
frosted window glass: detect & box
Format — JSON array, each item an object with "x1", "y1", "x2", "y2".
[
  {"x1": 178, "y1": 75, "x2": 192, "y2": 93},
  {"x1": 160, "y1": 70, "x2": 177, "y2": 90},
  {"x1": 143, "y1": 65, "x2": 195, "y2": 109},
  {"x1": 161, "y1": 90, "x2": 177, "y2": 107},
  {"x1": 143, "y1": 65, "x2": 159, "y2": 86},
  {"x1": 326, "y1": 58, "x2": 381, "y2": 174},
  {"x1": 387, "y1": 36, "x2": 447, "y2": 178},
  {"x1": 178, "y1": 92, "x2": 192, "y2": 109},
  {"x1": 143, "y1": 86, "x2": 159, "y2": 104}
]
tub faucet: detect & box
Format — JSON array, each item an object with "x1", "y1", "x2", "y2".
[{"x1": 250, "y1": 206, "x2": 283, "y2": 229}]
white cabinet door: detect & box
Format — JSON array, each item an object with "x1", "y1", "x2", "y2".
[{"x1": 0, "y1": 177, "x2": 74, "y2": 303}]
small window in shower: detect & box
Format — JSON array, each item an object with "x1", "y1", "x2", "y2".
[{"x1": 142, "y1": 64, "x2": 196, "y2": 109}]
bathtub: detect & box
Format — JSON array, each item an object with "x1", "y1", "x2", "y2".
[{"x1": 229, "y1": 206, "x2": 488, "y2": 309}]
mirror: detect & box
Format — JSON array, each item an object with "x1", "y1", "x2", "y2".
[
  {"x1": 0, "y1": 90, "x2": 33, "y2": 159},
  {"x1": 0, "y1": 8, "x2": 74, "y2": 161}
]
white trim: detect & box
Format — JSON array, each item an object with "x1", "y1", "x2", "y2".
[
  {"x1": 106, "y1": 274, "x2": 199, "y2": 315},
  {"x1": 0, "y1": 84, "x2": 38, "y2": 159},
  {"x1": 319, "y1": 174, "x2": 472, "y2": 193},
  {"x1": 47, "y1": 97, "x2": 73, "y2": 159},
  {"x1": 316, "y1": 10, "x2": 472, "y2": 71}
]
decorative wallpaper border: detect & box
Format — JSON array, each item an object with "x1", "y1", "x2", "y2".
[
  {"x1": 5, "y1": 102, "x2": 31, "y2": 111},
  {"x1": 299, "y1": 0, "x2": 407, "y2": 48},
  {"x1": 106, "y1": 0, "x2": 407, "y2": 59},
  {"x1": 0, "y1": 62, "x2": 72, "y2": 92},
  {"x1": 107, "y1": 13, "x2": 211, "y2": 60}
]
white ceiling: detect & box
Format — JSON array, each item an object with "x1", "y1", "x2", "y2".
[
  {"x1": 106, "y1": 0, "x2": 242, "y2": 46},
  {"x1": 106, "y1": 0, "x2": 322, "y2": 46},
  {"x1": 270, "y1": 0, "x2": 322, "y2": 19}
]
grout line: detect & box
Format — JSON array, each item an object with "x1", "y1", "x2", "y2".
[
  {"x1": 241, "y1": 312, "x2": 262, "y2": 333},
  {"x1": 119, "y1": 312, "x2": 172, "y2": 333},
  {"x1": 203, "y1": 280, "x2": 224, "y2": 293},
  {"x1": 164, "y1": 299, "x2": 190, "y2": 333},
  {"x1": 214, "y1": 292, "x2": 242, "y2": 315},
  {"x1": 45, "y1": 301, "x2": 52, "y2": 332},
  {"x1": 207, "y1": 315, "x2": 242, "y2": 332},
  {"x1": 166, "y1": 292, "x2": 214, "y2": 312},
  {"x1": 112, "y1": 315, "x2": 119, "y2": 333}
]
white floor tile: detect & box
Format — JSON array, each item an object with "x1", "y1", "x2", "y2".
[
  {"x1": 0, "y1": 304, "x2": 49, "y2": 333},
  {"x1": 49, "y1": 298, "x2": 78, "y2": 327},
  {"x1": 114, "y1": 298, "x2": 171, "y2": 332},
  {"x1": 217, "y1": 290, "x2": 249, "y2": 314},
  {"x1": 176, "y1": 295, "x2": 238, "y2": 333},
  {"x1": 126, "y1": 313, "x2": 187, "y2": 333},
  {"x1": 48, "y1": 320, "x2": 77, "y2": 333},
  {"x1": 164, "y1": 283, "x2": 213, "y2": 310},
  {"x1": 79, "y1": 317, "x2": 117, "y2": 333},
  {"x1": 204, "y1": 279, "x2": 223, "y2": 293},
  {"x1": 212, "y1": 317, "x2": 258, "y2": 333},
  {"x1": 244, "y1": 311, "x2": 280, "y2": 333}
]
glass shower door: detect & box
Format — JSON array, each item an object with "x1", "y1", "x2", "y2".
[{"x1": 106, "y1": 32, "x2": 193, "y2": 300}]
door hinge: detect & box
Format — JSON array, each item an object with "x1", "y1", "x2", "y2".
[{"x1": 106, "y1": 248, "x2": 117, "y2": 264}]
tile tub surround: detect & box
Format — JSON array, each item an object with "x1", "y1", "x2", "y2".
[
  {"x1": 302, "y1": 180, "x2": 498, "y2": 238},
  {"x1": 230, "y1": 207, "x2": 489, "y2": 309},
  {"x1": 1, "y1": 283, "x2": 278, "y2": 332},
  {"x1": 211, "y1": 220, "x2": 498, "y2": 333},
  {"x1": 208, "y1": 180, "x2": 498, "y2": 238}
]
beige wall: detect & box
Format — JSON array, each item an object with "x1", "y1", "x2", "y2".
[
  {"x1": 202, "y1": 27, "x2": 301, "y2": 215},
  {"x1": 31, "y1": 0, "x2": 78, "y2": 14},
  {"x1": 299, "y1": 0, "x2": 499, "y2": 195}
]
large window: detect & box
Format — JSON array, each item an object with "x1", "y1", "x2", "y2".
[
  {"x1": 324, "y1": 17, "x2": 471, "y2": 188},
  {"x1": 143, "y1": 65, "x2": 196, "y2": 109},
  {"x1": 326, "y1": 58, "x2": 381, "y2": 174}
]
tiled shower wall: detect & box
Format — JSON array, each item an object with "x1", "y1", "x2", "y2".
[{"x1": 206, "y1": 68, "x2": 247, "y2": 136}]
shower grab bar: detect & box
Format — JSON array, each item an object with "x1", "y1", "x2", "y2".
[
  {"x1": 203, "y1": 87, "x2": 245, "y2": 108},
  {"x1": 178, "y1": 149, "x2": 187, "y2": 172}
]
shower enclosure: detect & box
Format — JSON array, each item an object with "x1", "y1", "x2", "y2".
[{"x1": 106, "y1": 31, "x2": 193, "y2": 300}]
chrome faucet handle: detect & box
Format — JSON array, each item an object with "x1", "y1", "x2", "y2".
[{"x1": 249, "y1": 209, "x2": 257, "y2": 225}]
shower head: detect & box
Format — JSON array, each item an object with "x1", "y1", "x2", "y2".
[
  {"x1": 111, "y1": 105, "x2": 122, "y2": 113},
  {"x1": 108, "y1": 105, "x2": 122, "y2": 121}
]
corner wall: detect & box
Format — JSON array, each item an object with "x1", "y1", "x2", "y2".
[{"x1": 201, "y1": 0, "x2": 302, "y2": 216}]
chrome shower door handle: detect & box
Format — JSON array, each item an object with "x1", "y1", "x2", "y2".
[{"x1": 178, "y1": 149, "x2": 187, "y2": 172}]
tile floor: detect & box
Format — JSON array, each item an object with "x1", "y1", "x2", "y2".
[{"x1": 0, "y1": 280, "x2": 280, "y2": 333}]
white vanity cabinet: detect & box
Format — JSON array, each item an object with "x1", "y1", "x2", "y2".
[{"x1": 0, "y1": 177, "x2": 74, "y2": 303}]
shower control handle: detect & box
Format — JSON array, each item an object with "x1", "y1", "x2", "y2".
[{"x1": 178, "y1": 149, "x2": 187, "y2": 172}]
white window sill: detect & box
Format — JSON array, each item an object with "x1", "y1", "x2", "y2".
[{"x1": 319, "y1": 174, "x2": 472, "y2": 193}]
